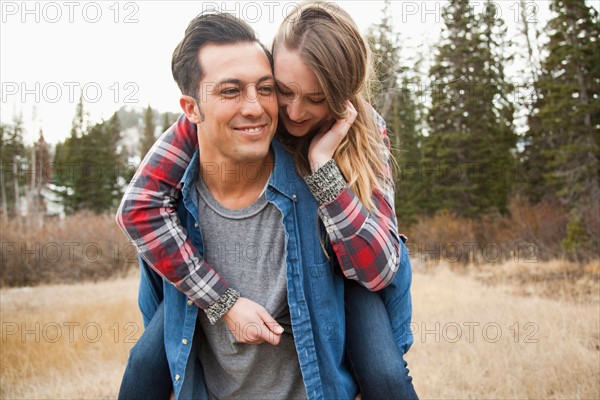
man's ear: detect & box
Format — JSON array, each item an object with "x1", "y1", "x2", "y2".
[{"x1": 180, "y1": 95, "x2": 203, "y2": 124}]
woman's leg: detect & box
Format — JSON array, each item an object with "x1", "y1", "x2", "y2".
[
  {"x1": 118, "y1": 301, "x2": 173, "y2": 400},
  {"x1": 344, "y1": 279, "x2": 418, "y2": 400},
  {"x1": 137, "y1": 256, "x2": 164, "y2": 327}
]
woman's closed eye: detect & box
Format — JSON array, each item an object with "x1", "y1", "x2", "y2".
[{"x1": 276, "y1": 84, "x2": 294, "y2": 98}]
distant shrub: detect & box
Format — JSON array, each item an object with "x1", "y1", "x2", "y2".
[
  {"x1": 406, "y1": 195, "x2": 597, "y2": 265},
  {"x1": 1, "y1": 212, "x2": 136, "y2": 287},
  {"x1": 562, "y1": 210, "x2": 595, "y2": 261}
]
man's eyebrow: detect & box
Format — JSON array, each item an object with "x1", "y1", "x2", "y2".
[
  {"x1": 216, "y1": 75, "x2": 274, "y2": 86},
  {"x1": 257, "y1": 75, "x2": 275, "y2": 84}
]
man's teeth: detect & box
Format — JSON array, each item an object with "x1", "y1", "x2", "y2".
[{"x1": 242, "y1": 127, "x2": 261, "y2": 133}]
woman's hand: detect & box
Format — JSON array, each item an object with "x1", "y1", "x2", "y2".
[{"x1": 308, "y1": 101, "x2": 357, "y2": 173}]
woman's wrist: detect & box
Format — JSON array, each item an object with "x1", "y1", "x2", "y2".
[
  {"x1": 204, "y1": 288, "x2": 240, "y2": 325},
  {"x1": 308, "y1": 154, "x2": 333, "y2": 173},
  {"x1": 303, "y1": 159, "x2": 347, "y2": 205}
]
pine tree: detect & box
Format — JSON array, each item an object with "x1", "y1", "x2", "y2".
[
  {"x1": 53, "y1": 96, "x2": 87, "y2": 213},
  {"x1": 367, "y1": 0, "x2": 425, "y2": 225},
  {"x1": 0, "y1": 124, "x2": 7, "y2": 219},
  {"x1": 162, "y1": 111, "x2": 176, "y2": 132},
  {"x1": 141, "y1": 105, "x2": 156, "y2": 157},
  {"x1": 27, "y1": 129, "x2": 51, "y2": 221},
  {"x1": 479, "y1": 0, "x2": 517, "y2": 213},
  {"x1": 524, "y1": 0, "x2": 599, "y2": 207},
  {"x1": 367, "y1": 0, "x2": 403, "y2": 119},
  {"x1": 0, "y1": 115, "x2": 26, "y2": 218},
  {"x1": 104, "y1": 112, "x2": 123, "y2": 208},
  {"x1": 54, "y1": 105, "x2": 136, "y2": 214},
  {"x1": 60, "y1": 118, "x2": 122, "y2": 214},
  {"x1": 422, "y1": 0, "x2": 517, "y2": 216},
  {"x1": 71, "y1": 93, "x2": 87, "y2": 139},
  {"x1": 34, "y1": 130, "x2": 51, "y2": 188}
]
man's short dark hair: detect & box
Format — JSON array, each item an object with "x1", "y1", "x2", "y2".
[{"x1": 172, "y1": 12, "x2": 273, "y2": 98}]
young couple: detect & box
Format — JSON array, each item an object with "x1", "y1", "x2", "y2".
[{"x1": 117, "y1": 2, "x2": 418, "y2": 399}]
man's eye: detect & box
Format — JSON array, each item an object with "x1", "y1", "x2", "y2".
[
  {"x1": 258, "y1": 86, "x2": 274, "y2": 95},
  {"x1": 309, "y1": 98, "x2": 326, "y2": 104},
  {"x1": 221, "y1": 88, "x2": 240, "y2": 96}
]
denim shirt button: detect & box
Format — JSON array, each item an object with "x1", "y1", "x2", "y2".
[
  {"x1": 194, "y1": 222, "x2": 199, "y2": 228},
  {"x1": 175, "y1": 374, "x2": 180, "y2": 381},
  {"x1": 187, "y1": 299, "x2": 193, "y2": 306},
  {"x1": 182, "y1": 338, "x2": 189, "y2": 345}
]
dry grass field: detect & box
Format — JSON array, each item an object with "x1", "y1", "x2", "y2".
[
  {"x1": 1, "y1": 260, "x2": 598, "y2": 399},
  {"x1": 0, "y1": 275, "x2": 141, "y2": 399},
  {"x1": 407, "y1": 260, "x2": 599, "y2": 399}
]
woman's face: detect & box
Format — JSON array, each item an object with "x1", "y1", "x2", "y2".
[{"x1": 273, "y1": 47, "x2": 331, "y2": 137}]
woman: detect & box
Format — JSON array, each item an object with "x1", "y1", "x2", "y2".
[{"x1": 117, "y1": 2, "x2": 417, "y2": 399}]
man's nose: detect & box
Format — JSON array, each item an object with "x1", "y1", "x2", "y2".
[{"x1": 241, "y1": 87, "x2": 265, "y2": 117}]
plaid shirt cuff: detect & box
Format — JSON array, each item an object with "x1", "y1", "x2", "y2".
[{"x1": 303, "y1": 159, "x2": 347, "y2": 205}]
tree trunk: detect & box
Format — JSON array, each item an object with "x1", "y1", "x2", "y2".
[{"x1": 0, "y1": 165, "x2": 7, "y2": 221}]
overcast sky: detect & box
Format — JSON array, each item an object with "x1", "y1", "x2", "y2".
[{"x1": 1, "y1": 0, "x2": 588, "y2": 145}]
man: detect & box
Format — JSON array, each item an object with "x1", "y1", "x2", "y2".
[{"x1": 119, "y1": 13, "x2": 358, "y2": 399}]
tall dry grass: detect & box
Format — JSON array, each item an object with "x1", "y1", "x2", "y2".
[
  {"x1": 407, "y1": 260, "x2": 600, "y2": 399},
  {"x1": 1, "y1": 275, "x2": 141, "y2": 399},
  {"x1": 1, "y1": 212, "x2": 136, "y2": 287},
  {"x1": 1, "y1": 260, "x2": 598, "y2": 399}
]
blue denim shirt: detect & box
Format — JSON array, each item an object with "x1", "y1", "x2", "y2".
[{"x1": 137, "y1": 139, "x2": 413, "y2": 400}]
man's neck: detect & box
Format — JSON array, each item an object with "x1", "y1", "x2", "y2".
[{"x1": 199, "y1": 151, "x2": 273, "y2": 210}]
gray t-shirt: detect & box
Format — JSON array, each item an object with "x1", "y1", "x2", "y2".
[{"x1": 194, "y1": 178, "x2": 306, "y2": 400}]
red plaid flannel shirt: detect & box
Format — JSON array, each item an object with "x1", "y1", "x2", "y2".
[{"x1": 116, "y1": 112, "x2": 402, "y2": 309}]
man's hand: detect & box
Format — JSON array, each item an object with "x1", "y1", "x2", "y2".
[{"x1": 222, "y1": 297, "x2": 284, "y2": 345}]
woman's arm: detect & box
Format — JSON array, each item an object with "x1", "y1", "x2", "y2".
[
  {"x1": 116, "y1": 114, "x2": 237, "y2": 323},
  {"x1": 304, "y1": 110, "x2": 401, "y2": 292}
]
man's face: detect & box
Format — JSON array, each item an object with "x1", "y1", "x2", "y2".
[{"x1": 194, "y1": 42, "x2": 278, "y2": 165}]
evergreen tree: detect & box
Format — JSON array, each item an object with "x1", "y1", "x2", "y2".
[
  {"x1": 0, "y1": 115, "x2": 26, "y2": 218},
  {"x1": 389, "y1": 76, "x2": 425, "y2": 226},
  {"x1": 523, "y1": 0, "x2": 599, "y2": 206},
  {"x1": 367, "y1": 0, "x2": 403, "y2": 119},
  {"x1": 141, "y1": 105, "x2": 156, "y2": 157},
  {"x1": 34, "y1": 130, "x2": 51, "y2": 187},
  {"x1": 52, "y1": 96, "x2": 120, "y2": 214},
  {"x1": 62, "y1": 118, "x2": 121, "y2": 214},
  {"x1": 0, "y1": 124, "x2": 7, "y2": 219},
  {"x1": 104, "y1": 112, "x2": 124, "y2": 206},
  {"x1": 53, "y1": 96, "x2": 87, "y2": 213},
  {"x1": 367, "y1": 0, "x2": 425, "y2": 225},
  {"x1": 422, "y1": 0, "x2": 517, "y2": 216},
  {"x1": 27, "y1": 130, "x2": 51, "y2": 219},
  {"x1": 162, "y1": 111, "x2": 177, "y2": 132},
  {"x1": 70, "y1": 93, "x2": 87, "y2": 139}
]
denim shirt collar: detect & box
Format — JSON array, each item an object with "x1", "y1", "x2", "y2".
[{"x1": 180, "y1": 138, "x2": 297, "y2": 203}]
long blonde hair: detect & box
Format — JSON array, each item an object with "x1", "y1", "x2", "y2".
[{"x1": 273, "y1": 1, "x2": 388, "y2": 210}]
